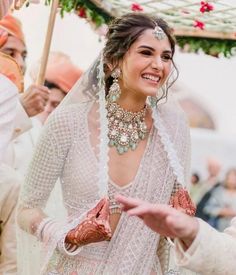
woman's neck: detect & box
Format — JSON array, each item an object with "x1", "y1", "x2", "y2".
[{"x1": 116, "y1": 92, "x2": 147, "y2": 112}]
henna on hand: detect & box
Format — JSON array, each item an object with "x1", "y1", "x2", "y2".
[{"x1": 65, "y1": 198, "x2": 112, "y2": 246}]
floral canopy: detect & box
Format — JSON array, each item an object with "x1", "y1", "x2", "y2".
[
  {"x1": 46, "y1": 0, "x2": 236, "y2": 56},
  {"x1": 96, "y1": 0, "x2": 236, "y2": 35}
]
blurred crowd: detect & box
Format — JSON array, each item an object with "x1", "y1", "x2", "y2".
[{"x1": 190, "y1": 158, "x2": 236, "y2": 232}]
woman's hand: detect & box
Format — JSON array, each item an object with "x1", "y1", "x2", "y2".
[
  {"x1": 65, "y1": 198, "x2": 112, "y2": 246},
  {"x1": 116, "y1": 195, "x2": 199, "y2": 249}
]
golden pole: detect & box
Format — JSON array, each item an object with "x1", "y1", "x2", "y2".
[{"x1": 36, "y1": 0, "x2": 59, "y2": 85}]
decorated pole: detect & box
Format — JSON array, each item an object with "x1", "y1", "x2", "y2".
[{"x1": 36, "y1": 0, "x2": 59, "y2": 85}]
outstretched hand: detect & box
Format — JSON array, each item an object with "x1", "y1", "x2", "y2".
[{"x1": 116, "y1": 195, "x2": 199, "y2": 249}]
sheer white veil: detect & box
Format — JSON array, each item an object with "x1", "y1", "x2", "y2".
[{"x1": 59, "y1": 52, "x2": 110, "y2": 197}]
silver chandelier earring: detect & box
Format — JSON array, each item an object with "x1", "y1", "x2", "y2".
[
  {"x1": 107, "y1": 68, "x2": 121, "y2": 102},
  {"x1": 148, "y1": 82, "x2": 168, "y2": 108},
  {"x1": 148, "y1": 69, "x2": 174, "y2": 107}
]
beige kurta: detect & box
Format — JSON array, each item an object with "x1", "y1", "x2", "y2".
[
  {"x1": 175, "y1": 217, "x2": 236, "y2": 275},
  {"x1": 0, "y1": 164, "x2": 21, "y2": 274},
  {"x1": 12, "y1": 102, "x2": 32, "y2": 140},
  {"x1": 3, "y1": 117, "x2": 42, "y2": 176}
]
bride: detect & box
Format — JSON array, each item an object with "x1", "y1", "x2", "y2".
[{"x1": 17, "y1": 12, "x2": 196, "y2": 275}]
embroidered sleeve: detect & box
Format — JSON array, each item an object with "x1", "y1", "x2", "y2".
[
  {"x1": 19, "y1": 106, "x2": 74, "y2": 209},
  {"x1": 175, "y1": 219, "x2": 236, "y2": 274}
]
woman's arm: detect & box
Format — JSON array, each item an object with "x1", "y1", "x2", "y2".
[{"x1": 17, "y1": 107, "x2": 73, "y2": 237}]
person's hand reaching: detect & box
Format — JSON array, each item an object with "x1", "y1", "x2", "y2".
[{"x1": 116, "y1": 195, "x2": 199, "y2": 250}]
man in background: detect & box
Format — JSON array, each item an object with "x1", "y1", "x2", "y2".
[
  {"x1": 0, "y1": 14, "x2": 50, "y2": 137},
  {"x1": 4, "y1": 51, "x2": 82, "y2": 175},
  {"x1": 195, "y1": 157, "x2": 222, "y2": 222},
  {"x1": 0, "y1": 72, "x2": 21, "y2": 274}
]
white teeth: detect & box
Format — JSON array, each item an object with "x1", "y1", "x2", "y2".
[{"x1": 142, "y1": 74, "x2": 160, "y2": 82}]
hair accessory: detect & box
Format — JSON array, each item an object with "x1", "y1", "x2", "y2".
[{"x1": 153, "y1": 24, "x2": 166, "y2": 40}]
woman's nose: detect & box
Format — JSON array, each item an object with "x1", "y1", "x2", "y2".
[{"x1": 151, "y1": 57, "x2": 164, "y2": 71}]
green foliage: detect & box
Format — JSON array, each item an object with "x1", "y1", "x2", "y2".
[
  {"x1": 177, "y1": 36, "x2": 236, "y2": 57},
  {"x1": 45, "y1": 0, "x2": 112, "y2": 26}
]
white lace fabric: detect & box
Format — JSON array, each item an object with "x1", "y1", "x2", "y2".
[{"x1": 17, "y1": 97, "x2": 193, "y2": 275}]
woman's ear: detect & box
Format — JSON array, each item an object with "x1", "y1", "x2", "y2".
[
  {"x1": 108, "y1": 60, "x2": 121, "y2": 72},
  {"x1": 107, "y1": 63, "x2": 114, "y2": 72}
]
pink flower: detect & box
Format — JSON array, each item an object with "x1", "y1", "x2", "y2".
[
  {"x1": 77, "y1": 7, "x2": 87, "y2": 18},
  {"x1": 131, "y1": 3, "x2": 143, "y2": 12},
  {"x1": 200, "y1": 1, "x2": 214, "y2": 13},
  {"x1": 194, "y1": 20, "x2": 205, "y2": 30}
]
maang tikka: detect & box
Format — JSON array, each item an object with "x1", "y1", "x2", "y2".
[
  {"x1": 153, "y1": 24, "x2": 166, "y2": 40},
  {"x1": 107, "y1": 68, "x2": 121, "y2": 102}
]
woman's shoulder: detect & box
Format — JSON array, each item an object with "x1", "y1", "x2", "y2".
[
  {"x1": 48, "y1": 102, "x2": 89, "y2": 123},
  {"x1": 55, "y1": 102, "x2": 89, "y2": 116},
  {"x1": 42, "y1": 102, "x2": 90, "y2": 136}
]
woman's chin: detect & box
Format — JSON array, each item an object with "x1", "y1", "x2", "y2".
[{"x1": 144, "y1": 90, "x2": 158, "y2": 97}]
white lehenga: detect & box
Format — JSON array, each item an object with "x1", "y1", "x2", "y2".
[{"x1": 17, "y1": 57, "x2": 196, "y2": 275}]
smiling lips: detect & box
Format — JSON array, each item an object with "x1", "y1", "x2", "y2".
[{"x1": 142, "y1": 73, "x2": 161, "y2": 84}]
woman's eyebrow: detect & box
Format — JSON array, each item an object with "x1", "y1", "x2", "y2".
[
  {"x1": 138, "y1": 45, "x2": 155, "y2": 51},
  {"x1": 138, "y1": 45, "x2": 172, "y2": 54}
]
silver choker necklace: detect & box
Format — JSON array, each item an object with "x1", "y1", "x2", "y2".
[{"x1": 106, "y1": 102, "x2": 149, "y2": 155}]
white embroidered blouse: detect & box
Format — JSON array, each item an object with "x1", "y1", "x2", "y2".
[{"x1": 18, "y1": 101, "x2": 192, "y2": 275}]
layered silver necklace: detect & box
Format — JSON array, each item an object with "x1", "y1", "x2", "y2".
[{"x1": 106, "y1": 102, "x2": 149, "y2": 154}]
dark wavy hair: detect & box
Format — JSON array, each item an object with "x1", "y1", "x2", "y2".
[{"x1": 103, "y1": 13, "x2": 179, "y2": 101}]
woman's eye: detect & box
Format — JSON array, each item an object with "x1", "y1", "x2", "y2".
[
  {"x1": 140, "y1": 50, "x2": 152, "y2": 56},
  {"x1": 162, "y1": 55, "x2": 172, "y2": 61}
]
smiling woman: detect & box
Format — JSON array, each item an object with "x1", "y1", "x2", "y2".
[{"x1": 17, "y1": 13, "x2": 196, "y2": 275}]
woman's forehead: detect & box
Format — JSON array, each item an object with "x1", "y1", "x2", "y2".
[{"x1": 131, "y1": 29, "x2": 172, "y2": 52}]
